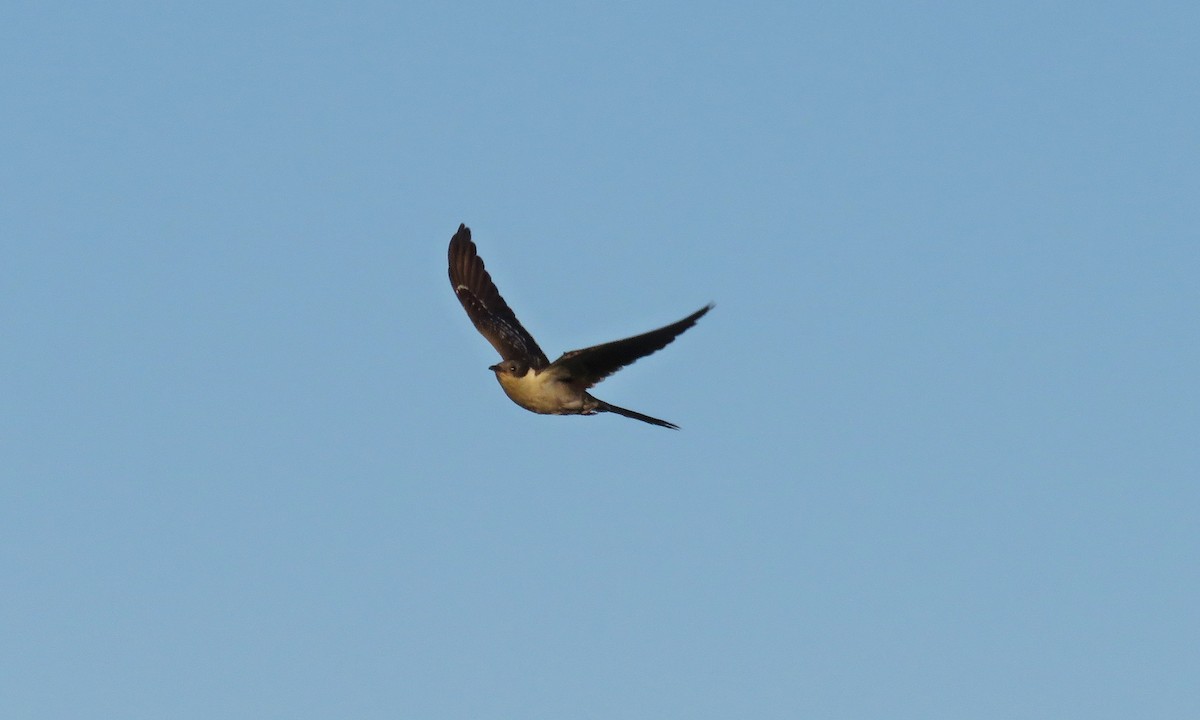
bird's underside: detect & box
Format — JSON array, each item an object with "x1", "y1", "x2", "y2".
[{"x1": 448, "y1": 223, "x2": 711, "y2": 429}]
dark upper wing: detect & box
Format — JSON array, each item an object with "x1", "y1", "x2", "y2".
[
  {"x1": 447, "y1": 224, "x2": 549, "y2": 367},
  {"x1": 551, "y1": 304, "x2": 712, "y2": 388}
]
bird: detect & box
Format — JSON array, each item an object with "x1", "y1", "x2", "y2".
[{"x1": 447, "y1": 223, "x2": 712, "y2": 429}]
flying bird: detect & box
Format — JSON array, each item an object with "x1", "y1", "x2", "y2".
[{"x1": 448, "y1": 223, "x2": 711, "y2": 429}]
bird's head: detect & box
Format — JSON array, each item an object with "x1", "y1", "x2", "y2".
[{"x1": 488, "y1": 359, "x2": 529, "y2": 377}]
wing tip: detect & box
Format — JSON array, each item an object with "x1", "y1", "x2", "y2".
[{"x1": 449, "y1": 223, "x2": 473, "y2": 253}]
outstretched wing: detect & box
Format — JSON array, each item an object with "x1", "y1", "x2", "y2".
[
  {"x1": 448, "y1": 224, "x2": 549, "y2": 367},
  {"x1": 552, "y1": 304, "x2": 712, "y2": 388}
]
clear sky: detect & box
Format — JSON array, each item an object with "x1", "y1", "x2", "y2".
[{"x1": 3, "y1": 2, "x2": 1197, "y2": 718}]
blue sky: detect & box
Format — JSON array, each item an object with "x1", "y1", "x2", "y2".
[{"x1": 3, "y1": 2, "x2": 1197, "y2": 718}]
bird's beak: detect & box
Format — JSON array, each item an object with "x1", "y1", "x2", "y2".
[{"x1": 487, "y1": 363, "x2": 500, "y2": 372}]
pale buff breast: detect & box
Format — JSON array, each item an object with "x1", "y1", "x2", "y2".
[{"x1": 496, "y1": 368, "x2": 592, "y2": 415}]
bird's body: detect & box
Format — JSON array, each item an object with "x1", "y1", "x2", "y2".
[
  {"x1": 447, "y1": 223, "x2": 711, "y2": 429},
  {"x1": 493, "y1": 363, "x2": 592, "y2": 415}
]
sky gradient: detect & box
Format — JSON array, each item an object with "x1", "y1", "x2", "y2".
[{"x1": 3, "y1": 3, "x2": 1198, "y2": 718}]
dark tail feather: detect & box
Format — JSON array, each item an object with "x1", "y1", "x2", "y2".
[{"x1": 597, "y1": 400, "x2": 679, "y2": 430}]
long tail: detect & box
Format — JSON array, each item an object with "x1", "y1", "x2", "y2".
[{"x1": 596, "y1": 399, "x2": 679, "y2": 430}]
